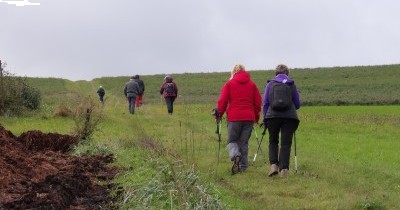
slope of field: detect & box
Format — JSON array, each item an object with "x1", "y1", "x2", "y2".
[
  {"x1": 27, "y1": 64, "x2": 400, "y2": 106},
  {"x1": 2, "y1": 64, "x2": 399, "y2": 209}
]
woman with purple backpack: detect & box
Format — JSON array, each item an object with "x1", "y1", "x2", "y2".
[{"x1": 263, "y1": 64, "x2": 301, "y2": 178}]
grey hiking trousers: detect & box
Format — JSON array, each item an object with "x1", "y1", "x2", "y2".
[{"x1": 226, "y1": 121, "x2": 254, "y2": 170}]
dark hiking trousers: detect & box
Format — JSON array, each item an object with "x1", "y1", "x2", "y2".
[
  {"x1": 226, "y1": 121, "x2": 253, "y2": 170},
  {"x1": 267, "y1": 118, "x2": 299, "y2": 171},
  {"x1": 128, "y1": 96, "x2": 136, "y2": 114},
  {"x1": 165, "y1": 97, "x2": 175, "y2": 114}
]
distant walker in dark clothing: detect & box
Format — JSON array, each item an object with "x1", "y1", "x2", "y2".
[
  {"x1": 124, "y1": 76, "x2": 140, "y2": 114},
  {"x1": 97, "y1": 86, "x2": 105, "y2": 103},
  {"x1": 159, "y1": 75, "x2": 178, "y2": 115},
  {"x1": 133, "y1": 75, "x2": 145, "y2": 107}
]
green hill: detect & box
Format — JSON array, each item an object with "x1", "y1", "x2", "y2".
[{"x1": 28, "y1": 64, "x2": 400, "y2": 106}]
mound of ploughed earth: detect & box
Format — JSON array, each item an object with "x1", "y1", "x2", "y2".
[{"x1": 0, "y1": 124, "x2": 120, "y2": 210}]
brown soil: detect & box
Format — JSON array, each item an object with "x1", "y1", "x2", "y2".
[{"x1": 0, "y1": 124, "x2": 120, "y2": 210}]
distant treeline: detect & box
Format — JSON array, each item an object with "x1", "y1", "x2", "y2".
[{"x1": 28, "y1": 64, "x2": 400, "y2": 106}]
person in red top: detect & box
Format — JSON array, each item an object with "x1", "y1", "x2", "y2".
[{"x1": 217, "y1": 64, "x2": 262, "y2": 174}]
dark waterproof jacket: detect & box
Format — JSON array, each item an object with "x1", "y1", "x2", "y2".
[
  {"x1": 135, "y1": 79, "x2": 145, "y2": 95},
  {"x1": 97, "y1": 88, "x2": 105, "y2": 96},
  {"x1": 160, "y1": 77, "x2": 178, "y2": 98},
  {"x1": 263, "y1": 74, "x2": 300, "y2": 121},
  {"x1": 124, "y1": 79, "x2": 140, "y2": 97}
]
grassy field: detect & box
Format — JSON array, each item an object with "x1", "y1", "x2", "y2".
[
  {"x1": 2, "y1": 65, "x2": 400, "y2": 209},
  {"x1": 26, "y1": 64, "x2": 400, "y2": 106}
]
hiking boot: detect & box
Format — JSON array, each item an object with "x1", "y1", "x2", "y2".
[
  {"x1": 231, "y1": 155, "x2": 241, "y2": 175},
  {"x1": 268, "y1": 164, "x2": 279, "y2": 177},
  {"x1": 280, "y1": 169, "x2": 288, "y2": 178}
]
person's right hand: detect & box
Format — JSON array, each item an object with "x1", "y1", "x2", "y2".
[
  {"x1": 212, "y1": 108, "x2": 220, "y2": 123},
  {"x1": 213, "y1": 115, "x2": 220, "y2": 123}
]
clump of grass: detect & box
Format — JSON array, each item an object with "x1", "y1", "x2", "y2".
[
  {"x1": 357, "y1": 199, "x2": 385, "y2": 210},
  {"x1": 118, "y1": 158, "x2": 226, "y2": 210},
  {"x1": 114, "y1": 135, "x2": 225, "y2": 209},
  {"x1": 39, "y1": 103, "x2": 54, "y2": 119},
  {"x1": 54, "y1": 104, "x2": 73, "y2": 117},
  {"x1": 72, "y1": 140, "x2": 112, "y2": 156}
]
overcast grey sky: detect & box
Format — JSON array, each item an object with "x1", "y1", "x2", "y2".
[{"x1": 1, "y1": 0, "x2": 400, "y2": 81}]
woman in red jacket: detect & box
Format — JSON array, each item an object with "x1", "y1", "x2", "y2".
[{"x1": 217, "y1": 64, "x2": 262, "y2": 174}]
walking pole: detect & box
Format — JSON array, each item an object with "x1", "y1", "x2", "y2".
[
  {"x1": 294, "y1": 132, "x2": 298, "y2": 173},
  {"x1": 252, "y1": 125, "x2": 267, "y2": 164},
  {"x1": 212, "y1": 108, "x2": 222, "y2": 165},
  {"x1": 216, "y1": 121, "x2": 221, "y2": 165}
]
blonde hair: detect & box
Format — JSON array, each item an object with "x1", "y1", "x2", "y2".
[
  {"x1": 230, "y1": 64, "x2": 245, "y2": 79},
  {"x1": 275, "y1": 64, "x2": 289, "y2": 75}
]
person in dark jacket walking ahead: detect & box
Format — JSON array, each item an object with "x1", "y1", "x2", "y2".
[
  {"x1": 97, "y1": 86, "x2": 105, "y2": 103},
  {"x1": 263, "y1": 64, "x2": 300, "y2": 178},
  {"x1": 217, "y1": 64, "x2": 262, "y2": 174},
  {"x1": 160, "y1": 75, "x2": 178, "y2": 115},
  {"x1": 133, "y1": 75, "x2": 145, "y2": 107},
  {"x1": 124, "y1": 76, "x2": 140, "y2": 114}
]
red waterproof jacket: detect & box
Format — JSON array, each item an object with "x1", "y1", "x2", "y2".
[{"x1": 217, "y1": 70, "x2": 261, "y2": 122}]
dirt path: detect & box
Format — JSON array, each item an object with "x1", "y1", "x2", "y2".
[{"x1": 0, "y1": 124, "x2": 120, "y2": 209}]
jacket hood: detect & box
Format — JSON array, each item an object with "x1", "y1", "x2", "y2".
[
  {"x1": 232, "y1": 70, "x2": 250, "y2": 84},
  {"x1": 271, "y1": 74, "x2": 294, "y2": 84},
  {"x1": 165, "y1": 76, "x2": 173, "y2": 83}
]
